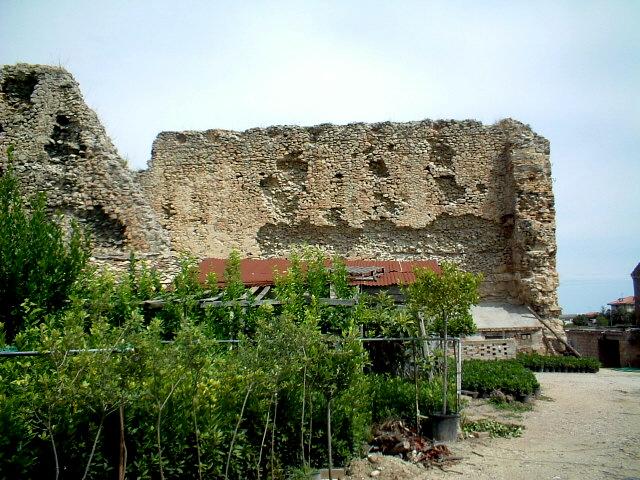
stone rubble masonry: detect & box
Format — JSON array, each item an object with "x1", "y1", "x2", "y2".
[
  {"x1": 0, "y1": 64, "x2": 170, "y2": 255},
  {"x1": 141, "y1": 118, "x2": 560, "y2": 319},
  {"x1": 0, "y1": 64, "x2": 561, "y2": 321}
]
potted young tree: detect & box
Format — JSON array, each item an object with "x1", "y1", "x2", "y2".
[{"x1": 405, "y1": 262, "x2": 482, "y2": 443}]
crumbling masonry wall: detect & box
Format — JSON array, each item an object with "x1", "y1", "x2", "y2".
[
  {"x1": 0, "y1": 64, "x2": 560, "y2": 319},
  {"x1": 0, "y1": 64, "x2": 169, "y2": 254},
  {"x1": 140, "y1": 120, "x2": 560, "y2": 317}
]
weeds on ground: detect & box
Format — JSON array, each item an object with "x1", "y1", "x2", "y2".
[
  {"x1": 489, "y1": 398, "x2": 533, "y2": 413},
  {"x1": 462, "y1": 419, "x2": 524, "y2": 438}
]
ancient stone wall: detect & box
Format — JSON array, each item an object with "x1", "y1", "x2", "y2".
[
  {"x1": 140, "y1": 120, "x2": 559, "y2": 317},
  {"x1": 0, "y1": 64, "x2": 560, "y2": 319},
  {"x1": 0, "y1": 64, "x2": 169, "y2": 254}
]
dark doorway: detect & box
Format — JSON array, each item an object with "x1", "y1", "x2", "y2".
[{"x1": 598, "y1": 337, "x2": 621, "y2": 368}]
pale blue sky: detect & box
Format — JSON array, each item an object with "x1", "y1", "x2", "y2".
[{"x1": 1, "y1": 0, "x2": 638, "y2": 313}]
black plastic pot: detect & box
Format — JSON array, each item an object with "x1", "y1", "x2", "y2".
[{"x1": 430, "y1": 413, "x2": 460, "y2": 443}]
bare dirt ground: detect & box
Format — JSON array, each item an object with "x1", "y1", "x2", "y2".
[{"x1": 346, "y1": 369, "x2": 640, "y2": 480}]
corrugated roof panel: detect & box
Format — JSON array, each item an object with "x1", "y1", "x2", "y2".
[{"x1": 199, "y1": 258, "x2": 440, "y2": 287}]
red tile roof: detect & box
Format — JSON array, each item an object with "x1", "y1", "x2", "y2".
[
  {"x1": 198, "y1": 258, "x2": 440, "y2": 287},
  {"x1": 607, "y1": 296, "x2": 635, "y2": 306}
]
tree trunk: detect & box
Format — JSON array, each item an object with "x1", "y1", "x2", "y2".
[
  {"x1": 442, "y1": 314, "x2": 448, "y2": 416},
  {"x1": 327, "y1": 398, "x2": 333, "y2": 480},
  {"x1": 119, "y1": 404, "x2": 127, "y2": 480},
  {"x1": 82, "y1": 415, "x2": 104, "y2": 480},
  {"x1": 226, "y1": 383, "x2": 253, "y2": 479}
]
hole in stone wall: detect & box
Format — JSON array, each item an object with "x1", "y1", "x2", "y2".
[
  {"x1": 44, "y1": 114, "x2": 86, "y2": 161},
  {"x1": 162, "y1": 203, "x2": 176, "y2": 219},
  {"x1": 56, "y1": 114, "x2": 70, "y2": 126},
  {"x1": 0, "y1": 123, "x2": 4, "y2": 134},
  {"x1": 334, "y1": 172, "x2": 344, "y2": 179},
  {"x1": 435, "y1": 176, "x2": 465, "y2": 200},
  {"x1": 308, "y1": 126, "x2": 324, "y2": 142},
  {"x1": 1, "y1": 72, "x2": 39, "y2": 103},
  {"x1": 68, "y1": 205, "x2": 126, "y2": 249},
  {"x1": 427, "y1": 137, "x2": 455, "y2": 168},
  {"x1": 176, "y1": 133, "x2": 187, "y2": 143},
  {"x1": 324, "y1": 207, "x2": 345, "y2": 224},
  {"x1": 431, "y1": 120, "x2": 449, "y2": 131},
  {"x1": 370, "y1": 122, "x2": 391, "y2": 133},
  {"x1": 369, "y1": 158, "x2": 390, "y2": 178},
  {"x1": 374, "y1": 191, "x2": 400, "y2": 217},
  {"x1": 266, "y1": 128, "x2": 281, "y2": 138},
  {"x1": 387, "y1": 143, "x2": 396, "y2": 151},
  {"x1": 476, "y1": 182, "x2": 488, "y2": 193},
  {"x1": 260, "y1": 174, "x2": 279, "y2": 189},
  {"x1": 276, "y1": 151, "x2": 308, "y2": 184}
]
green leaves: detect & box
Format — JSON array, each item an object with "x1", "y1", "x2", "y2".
[
  {"x1": 404, "y1": 262, "x2": 482, "y2": 337},
  {"x1": 0, "y1": 148, "x2": 90, "y2": 342},
  {"x1": 462, "y1": 419, "x2": 524, "y2": 438},
  {"x1": 1, "y1": 234, "x2": 493, "y2": 477},
  {"x1": 462, "y1": 359, "x2": 540, "y2": 397},
  {"x1": 517, "y1": 353, "x2": 600, "y2": 373}
]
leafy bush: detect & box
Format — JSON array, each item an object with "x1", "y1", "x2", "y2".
[
  {"x1": 0, "y1": 249, "x2": 377, "y2": 479},
  {"x1": 369, "y1": 373, "x2": 458, "y2": 420},
  {"x1": 0, "y1": 147, "x2": 90, "y2": 342},
  {"x1": 404, "y1": 262, "x2": 482, "y2": 337},
  {"x1": 462, "y1": 359, "x2": 539, "y2": 398},
  {"x1": 571, "y1": 314, "x2": 590, "y2": 326},
  {"x1": 1, "y1": 223, "x2": 483, "y2": 478},
  {"x1": 517, "y1": 353, "x2": 600, "y2": 373}
]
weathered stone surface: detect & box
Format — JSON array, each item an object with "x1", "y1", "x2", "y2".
[
  {"x1": 0, "y1": 64, "x2": 170, "y2": 254},
  {"x1": 141, "y1": 120, "x2": 560, "y2": 317},
  {"x1": 0, "y1": 64, "x2": 560, "y2": 319}
]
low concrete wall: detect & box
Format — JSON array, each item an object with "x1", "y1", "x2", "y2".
[{"x1": 462, "y1": 338, "x2": 517, "y2": 360}]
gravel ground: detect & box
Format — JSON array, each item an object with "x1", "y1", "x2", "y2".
[{"x1": 345, "y1": 369, "x2": 640, "y2": 480}]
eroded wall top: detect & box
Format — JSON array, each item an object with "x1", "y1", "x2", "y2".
[{"x1": 0, "y1": 64, "x2": 169, "y2": 254}]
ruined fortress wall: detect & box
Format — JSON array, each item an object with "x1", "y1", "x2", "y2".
[
  {"x1": 140, "y1": 120, "x2": 559, "y2": 317},
  {"x1": 0, "y1": 64, "x2": 169, "y2": 254},
  {"x1": 0, "y1": 64, "x2": 559, "y2": 318}
]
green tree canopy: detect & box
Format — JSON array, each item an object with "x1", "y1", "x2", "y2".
[{"x1": 404, "y1": 262, "x2": 482, "y2": 337}]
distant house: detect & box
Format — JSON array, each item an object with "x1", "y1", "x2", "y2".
[
  {"x1": 565, "y1": 263, "x2": 640, "y2": 367},
  {"x1": 608, "y1": 296, "x2": 636, "y2": 315}
]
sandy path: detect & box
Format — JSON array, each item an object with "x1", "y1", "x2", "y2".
[
  {"x1": 437, "y1": 370, "x2": 640, "y2": 480},
  {"x1": 347, "y1": 369, "x2": 640, "y2": 480}
]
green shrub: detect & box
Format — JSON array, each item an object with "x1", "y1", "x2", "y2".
[
  {"x1": 0, "y1": 147, "x2": 90, "y2": 343},
  {"x1": 462, "y1": 359, "x2": 539, "y2": 397},
  {"x1": 369, "y1": 373, "x2": 458, "y2": 420},
  {"x1": 0, "y1": 238, "x2": 486, "y2": 478},
  {"x1": 517, "y1": 353, "x2": 600, "y2": 373},
  {"x1": 0, "y1": 250, "x2": 375, "y2": 479}
]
